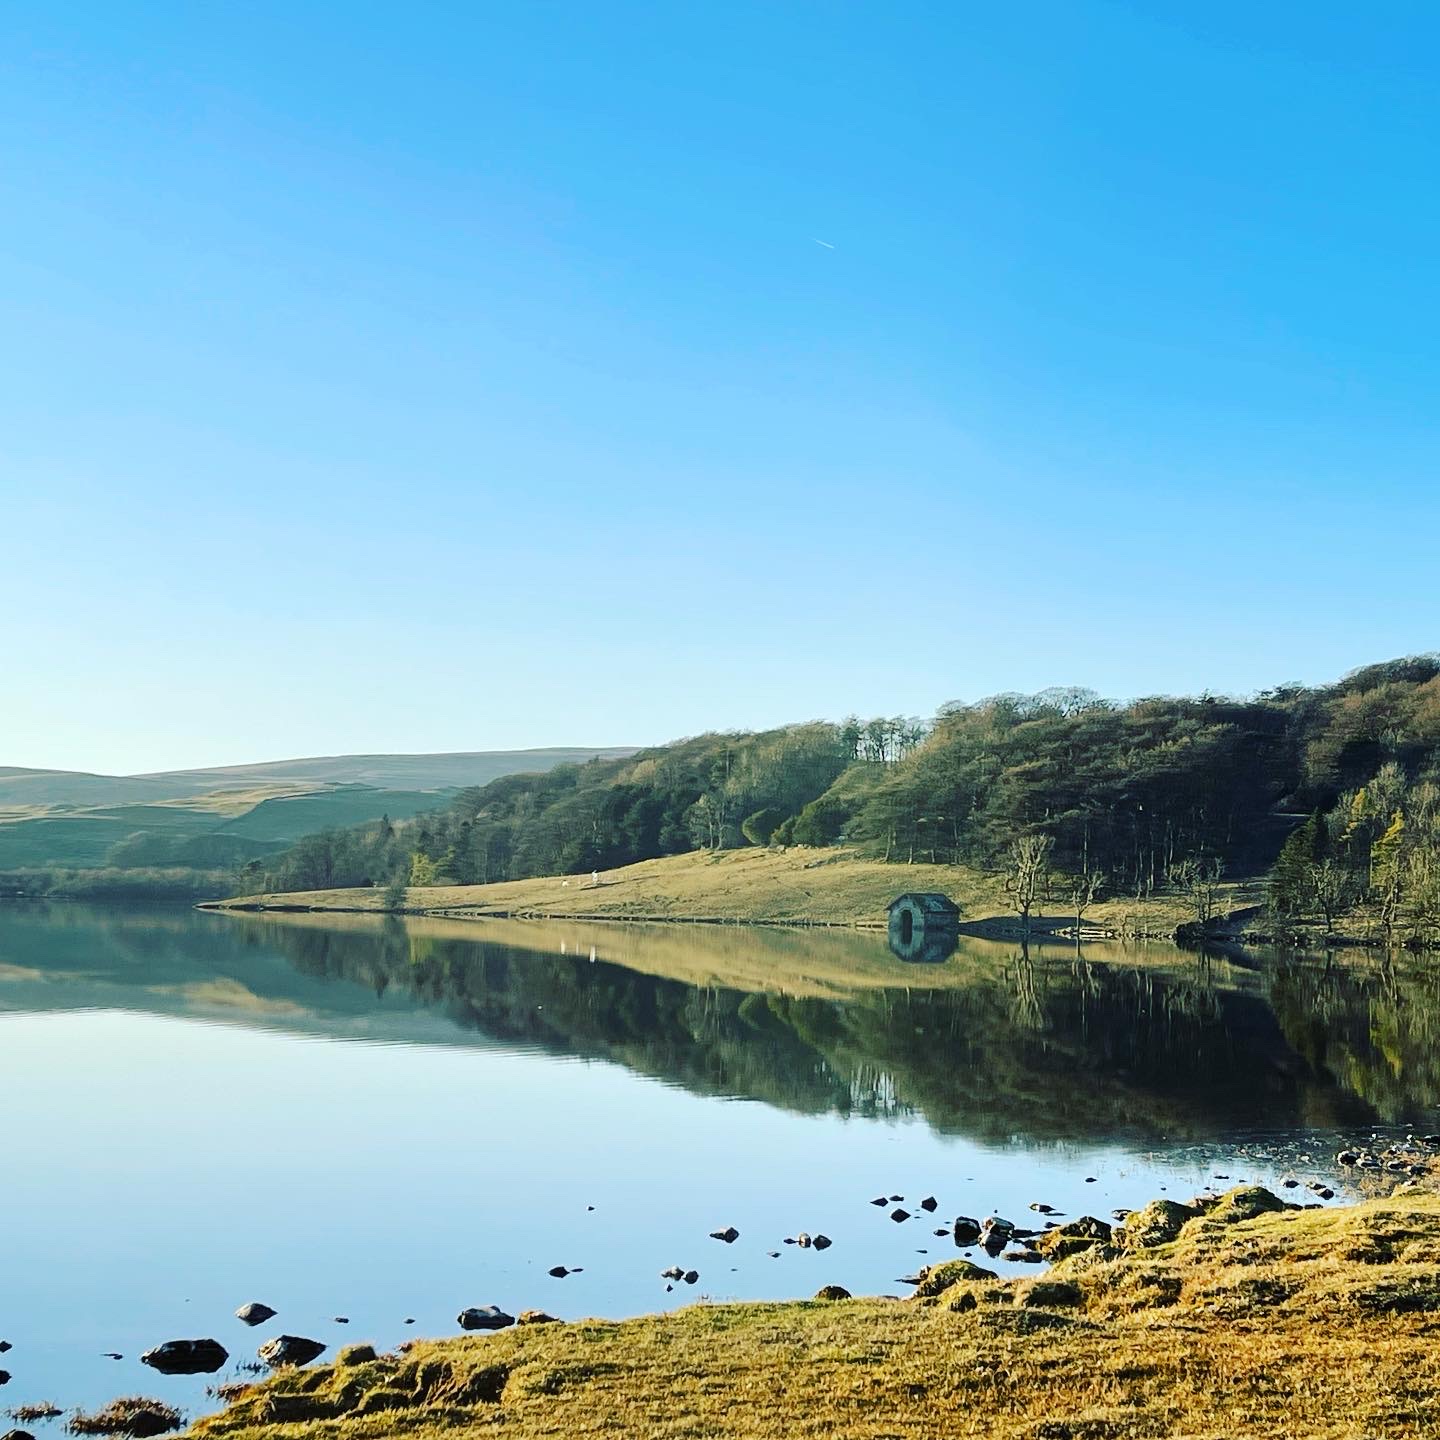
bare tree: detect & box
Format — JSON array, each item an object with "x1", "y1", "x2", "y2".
[
  {"x1": 1004, "y1": 833, "x2": 1054, "y2": 934},
  {"x1": 1170, "y1": 856, "x2": 1225, "y2": 928},
  {"x1": 1305, "y1": 858, "x2": 1353, "y2": 937},
  {"x1": 1069, "y1": 864, "x2": 1106, "y2": 935}
]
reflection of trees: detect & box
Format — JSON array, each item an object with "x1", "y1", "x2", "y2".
[
  {"x1": 13, "y1": 905, "x2": 1435, "y2": 1142},
  {"x1": 1266, "y1": 954, "x2": 1440, "y2": 1124},
  {"x1": 256, "y1": 923, "x2": 1383, "y2": 1142}
]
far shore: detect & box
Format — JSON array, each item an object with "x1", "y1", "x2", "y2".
[{"x1": 203, "y1": 846, "x2": 1260, "y2": 941}]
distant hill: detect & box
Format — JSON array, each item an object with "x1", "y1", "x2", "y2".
[{"x1": 0, "y1": 748, "x2": 634, "y2": 871}]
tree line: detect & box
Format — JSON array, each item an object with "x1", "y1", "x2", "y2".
[{"x1": 248, "y1": 656, "x2": 1440, "y2": 942}]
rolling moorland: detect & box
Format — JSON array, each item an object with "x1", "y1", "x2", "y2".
[
  {"x1": 228, "y1": 656, "x2": 1440, "y2": 947},
  {"x1": 0, "y1": 748, "x2": 633, "y2": 898}
]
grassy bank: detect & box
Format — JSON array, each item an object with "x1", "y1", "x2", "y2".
[
  {"x1": 195, "y1": 1183, "x2": 1440, "y2": 1439},
  {"x1": 210, "y1": 846, "x2": 1253, "y2": 935}
]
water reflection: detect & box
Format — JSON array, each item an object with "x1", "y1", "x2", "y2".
[{"x1": 2, "y1": 903, "x2": 1437, "y2": 1139}]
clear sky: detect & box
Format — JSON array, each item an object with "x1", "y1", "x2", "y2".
[{"x1": 3, "y1": 2, "x2": 1439, "y2": 775}]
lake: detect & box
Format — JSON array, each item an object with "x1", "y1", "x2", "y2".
[{"x1": 1, "y1": 903, "x2": 1436, "y2": 1419}]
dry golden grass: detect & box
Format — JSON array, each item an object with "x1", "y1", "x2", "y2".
[
  {"x1": 215, "y1": 846, "x2": 1256, "y2": 935},
  {"x1": 190, "y1": 1186, "x2": 1440, "y2": 1440}
]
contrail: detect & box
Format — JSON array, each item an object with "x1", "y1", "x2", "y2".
[{"x1": 812, "y1": 238, "x2": 835, "y2": 249}]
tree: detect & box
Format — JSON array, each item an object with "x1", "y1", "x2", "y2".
[
  {"x1": 1370, "y1": 809, "x2": 1406, "y2": 940},
  {"x1": 1003, "y1": 833, "x2": 1053, "y2": 933},
  {"x1": 409, "y1": 851, "x2": 439, "y2": 887},
  {"x1": 1068, "y1": 863, "x2": 1105, "y2": 934}
]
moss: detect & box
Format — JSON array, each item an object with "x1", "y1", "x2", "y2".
[{"x1": 908, "y1": 1258, "x2": 997, "y2": 1301}]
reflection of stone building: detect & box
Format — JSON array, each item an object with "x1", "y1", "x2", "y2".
[{"x1": 887, "y1": 893, "x2": 960, "y2": 964}]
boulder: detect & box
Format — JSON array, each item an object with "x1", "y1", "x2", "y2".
[
  {"x1": 1205, "y1": 1186, "x2": 1288, "y2": 1226},
  {"x1": 1034, "y1": 1216, "x2": 1113, "y2": 1261},
  {"x1": 337, "y1": 1343, "x2": 378, "y2": 1366},
  {"x1": 1015, "y1": 1278, "x2": 1084, "y2": 1309},
  {"x1": 812, "y1": 1234, "x2": 833, "y2": 1251},
  {"x1": 140, "y1": 1338, "x2": 229, "y2": 1375},
  {"x1": 1116, "y1": 1199, "x2": 1200, "y2": 1249},
  {"x1": 953, "y1": 1216, "x2": 982, "y2": 1245},
  {"x1": 813, "y1": 1285, "x2": 851, "y2": 1301},
  {"x1": 683, "y1": 1270, "x2": 699, "y2": 1285},
  {"x1": 709, "y1": 1226, "x2": 740, "y2": 1244},
  {"x1": 457, "y1": 1307, "x2": 514, "y2": 1332},
  {"x1": 258, "y1": 1334, "x2": 328, "y2": 1367},
  {"x1": 235, "y1": 1302, "x2": 276, "y2": 1326},
  {"x1": 910, "y1": 1259, "x2": 998, "y2": 1300}
]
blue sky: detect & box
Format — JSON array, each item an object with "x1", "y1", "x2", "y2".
[{"x1": 3, "y1": 2, "x2": 1438, "y2": 774}]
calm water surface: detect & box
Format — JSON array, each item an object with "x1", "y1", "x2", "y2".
[{"x1": 2, "y1": 903, "x2": 1438, "y2": 1417}]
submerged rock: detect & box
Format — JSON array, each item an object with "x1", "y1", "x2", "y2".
[
  {"x1": 235, "y1": 1302, "x2": 276, "y2": 1326},
  {"x1": 258, "y1": 1333, "x2": 328, "y2": 1367},
  {"x1": 457, "y1": 1307, "x2": 514, "y2": 1333},
  {"x1": 140, "y1": 1338, "x2": 228, "y2": 1375}
]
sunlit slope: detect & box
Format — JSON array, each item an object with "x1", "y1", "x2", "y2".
[
  {"x1": 216, "y1": 845, "x2": 1246, "y2": 933},
  {"x1": 0, "y1": 748, "x2": 632, "y2": 869}
]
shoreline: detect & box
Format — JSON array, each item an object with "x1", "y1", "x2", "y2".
[{"x1": 190, "y1": 1168, "x2": 1440, "y2": 1438}]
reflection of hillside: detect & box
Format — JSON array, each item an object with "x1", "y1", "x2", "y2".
[
  {"x1": 237, "y1": 916, "x2": 1380, "y2": 1141},
  {"x1": 3, "y1": 905, "x2": 1429, "y2": 1142},
  {"x1": 1267, "y1": 956, "x2": 1440, "y2": 1124}
]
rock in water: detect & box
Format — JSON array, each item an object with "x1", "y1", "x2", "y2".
[
  {"x1": 0, "y1": 1374, "x2": 8, "y2": 1387},
  {"x1": 812, "y1": 1234, "x2": 833, "y2": 1251},
  {"x1": 140, "y1": 1338, "x2": 229, "y2": 1375},
  {"x1": 683, "y1": 1270, "x2": 699, "y2": 1285},
  {"x1": 953, "y1": 1216, "x2": 982, "y2": 1245},
  {"x1": 457, "y1": 1306, "x2": 515, "y2": 1332},
  {"x1": 0, "y1": 1341, "x2": 10, "y2": 1352},
  {"x1": 920, "y1": 1196, "x2": 938, "y2": 1212},
  {"x1": 257, "y1": 1334, "x2": 328, "y2": 1367},
  {"x1": 890, "y1": 1208, "x2": 911, "y2": 1223},
  {"x1": 235, "y1": 1302, "x2": 276, "y2": 1326},
  {"x1": 3, "y1": 1429, "x2": 36, "y2": 1440},
  {"x1": 709, "y1": 1226, "x2": 740, "y2": 1244}
]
